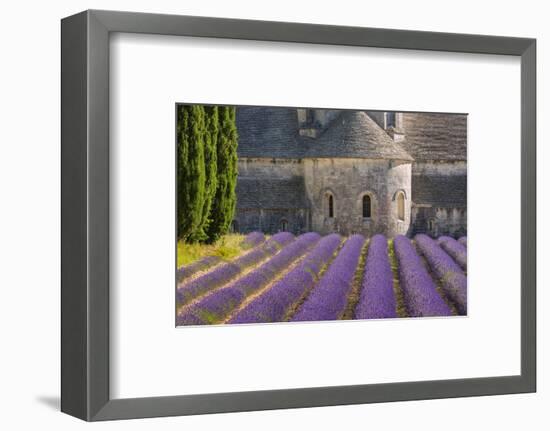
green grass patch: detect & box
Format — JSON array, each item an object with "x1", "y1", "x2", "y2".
[{"x1": 177, "y1": 233, "x2": 246, "y2": 267}]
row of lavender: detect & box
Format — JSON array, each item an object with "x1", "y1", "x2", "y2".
[
  {"x1": 176, "y1": 232, "x2": 468, "y2": 325},
  {"x1": 416, "y1": 235, "x2": 467, "y2": 314},
  {"x1": 177, "y1": 232, "x2": 321, "y2": 325},
  {"x1": 176, "y1": 232, "x2": 292, "y2": 306},
  {"x1": 176, "y1": 232, "x2": 266, "y2": 283}
]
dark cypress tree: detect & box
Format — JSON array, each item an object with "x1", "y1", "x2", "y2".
[
  {"x1": 177, "y1": 105, "x2": 206, "y2": 241},
  {"x1": 189, "y1": 106, "x2": 218, "y2": 242},
  {"x1": 206, "y1": 106, "x2": 238, "y2": 243}
]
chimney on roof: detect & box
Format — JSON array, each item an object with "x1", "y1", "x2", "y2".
[
  {"x1": 385, "y1": 112, "x2": 405, "y2": 142},
  {"x1": 297, "y1": 108, "x2": 340, "y2": 138},
  {"x1": 297, "y1": 108, "x2": 321, "y2": 138},
  {"x1": 366, "y1": 111, "x2": 405, "y2": 141}
]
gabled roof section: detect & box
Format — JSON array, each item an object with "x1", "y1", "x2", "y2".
[
  {"x1": 401, "y1": 113, "x2": 467, "y2": 161},
  {"x1": 304, "y1": 111, "x2": 413, "y2": 161},
  {"x1": 235, "y1": 107, "x2": 413, "y2": 161},
  {"x1": 236, "y1": 107, "x2": 303, "y2": 158},
  {"x1": 236, "y1": 176, "x2": 309, "y2": 209}
]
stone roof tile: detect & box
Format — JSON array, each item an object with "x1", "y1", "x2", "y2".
[
  {"x1": 402, "y1": 113, "x2": 467, "y2": 161},
  {"x1": 236, "y1": 107, "x2": 414, "y2": 161},
  {"x1": 236, "y1": 176, "x2": 309, "y2": 209},
  {"x1": 305, "y1": 111, "x2": 413, "y2": 161},
  {"x1": 412, "y1": 175, "x2": 467, "y2": 207},
  {"x1": 236, "y1": 107, "x2": 304, "y2": 158}
]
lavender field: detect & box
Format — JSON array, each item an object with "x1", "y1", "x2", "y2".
[{"x1": 176, "y1": 232, "x2": 468, "y2": 326}]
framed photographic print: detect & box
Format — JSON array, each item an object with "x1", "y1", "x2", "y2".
[{"x1": 61, "y1": 9, "x2": 536, "y2": 421}]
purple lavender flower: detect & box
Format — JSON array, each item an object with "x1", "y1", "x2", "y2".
[
  {"x1": 236, "y1": 232, "x2": 294, "y2": 268},
  {"x1": 458, "y1": 236, "x2": 467, "y2": 248},
  {"x1": 177, "y1": 287, "x2": 244, "y2": 325},
  {"x1": 176, "y1": 255, "x2": 222, "y2": 284},
  {"x1": 229, "y1": 234, "x2": 343, "y2": 324},
  {"x1": 176, "y1": 231, "x2": 294, "y2": 306},
  {"x1": 291, "y1": 234, "x2": 365, "y2": 322},
  {"x1": 177, "y1": 233, "x2": 320, "y2": 325},
  {"x1": 415, "y1": 234, "x2": 467, "y2": 315},
  {"x1": 354, "y1": 234, "x2": 397, "y2": 319},
  {"x1": 393, "y1": 235, "x2": 452, "y2": 317},
  {"x1": 437, "y1": 236, "x2": 467, "y2": 271},
  {"x1": 240, "y1": 231, "x2": 266, "y2": 249}
]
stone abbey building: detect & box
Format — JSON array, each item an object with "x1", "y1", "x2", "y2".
[{"x1": 233, "y1": 107, "x2": 466, "y2": 238}]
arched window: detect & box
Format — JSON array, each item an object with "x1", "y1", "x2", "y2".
[
  {"x1": 427, "y1": 219, "x2": 435, "y2": 232},
  {"x1": 280, "y1": 219, "x2": 288, "y2": 232},
  {"x1": 362, "y1": 195, "x2": 371, "y2": 218},
  {"x1": 397, "y1": 192, "x2": 405, "y2": 221},
  {"x1": 327, "y1": 194, "x2": 334, "y2": 218}
]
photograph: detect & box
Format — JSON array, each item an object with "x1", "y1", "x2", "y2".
[{"x1": 175, "y1": 105, "x2": 467, "y2": 326}]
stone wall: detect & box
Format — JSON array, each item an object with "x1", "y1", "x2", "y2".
[
  {"x1": 234, "y1": 208, "x2": 310, "y2": 235},
  {"x1": 367, "y1": 111, "x2": 386, "y2": 130},
  {"x1": 303, "y1": 158, "x2": 412, "y2": 236},
  {"x1": 366, "y1": 111, "x2": 403, "y2": 131},
  {"x1": 411, "y1": 206, "x2": 467, "y2": 238},
  {"x1": 238, "y1": 158, "x2": 304, "y2": 178},
  {"x1": 410, "y1": 161, "x2": 467, "y2": 237},
  {"x1": 235, "y1": 158, "x2": 309, "y2": 235},
  {"x1": 412, "y1": 160, "x2": 466, "y2": 176},
  {"x1": 234, "y1": 157, "x2": 465, "y2": 238}
]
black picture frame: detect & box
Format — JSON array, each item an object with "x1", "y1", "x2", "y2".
[{"x1": 61, "y1": 9, "x2": 536, "y2": 421}]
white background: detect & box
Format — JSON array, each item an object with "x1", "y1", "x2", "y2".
[
  {"x1": 111, "y1": 33, "x2": 521, "y2": 398},
  {"x1": 0, "y1": 0, "x2": 548, "y2": 429}
]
